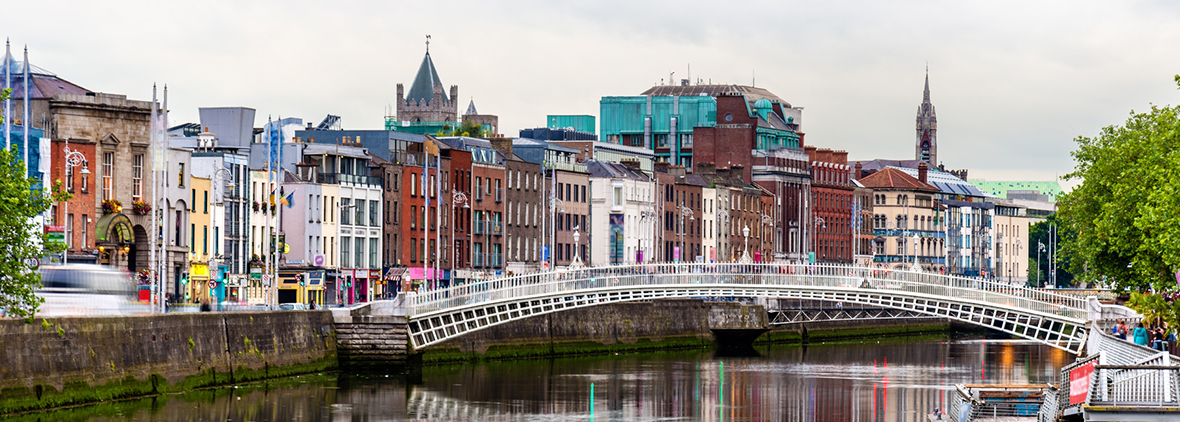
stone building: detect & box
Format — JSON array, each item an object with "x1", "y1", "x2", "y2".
[
  {"x1": 389, "y1": 46, "x2": 459, "y2": 135},
  {"x1": 916, "y1": 70, "x2": 938, "y2": 165}
]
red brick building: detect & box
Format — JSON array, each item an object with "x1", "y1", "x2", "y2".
[{"x1": 806, "y1": 147, "x2": 854, "y2": 264}]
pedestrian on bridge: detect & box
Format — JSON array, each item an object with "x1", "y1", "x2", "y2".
[{"x1": 1133, "y1": 322, "x2": 1149, "y2": 347}]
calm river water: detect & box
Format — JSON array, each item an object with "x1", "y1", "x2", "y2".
[{"x1": 17, "y1": 335, "x2": 1072, "y2": 422}]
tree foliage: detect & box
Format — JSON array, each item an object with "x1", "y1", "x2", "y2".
[
  {"x1": 438, "y1": 120, "x2": 486, "y2": 138},
  {"x1": 0, "y1": 89, "x2": 70, "y2": 318},
  {"x1": 1058, "y1": 77, "x2": 1180, "y2": 293}
]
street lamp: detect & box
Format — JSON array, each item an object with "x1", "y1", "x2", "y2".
[
  {"x1": 676, "y1": 204, "x2": 694, "y2": 262},
  {"x1": 812, "y1": 215, "x2": 826, "y2": 263},
  {"x1": 761, "y1": 214, "x2": 773, "y2": 263},
  {"x1": 911, "y1": 233, "x2": 920, "y2": 271},
  {"x1": 639, "y1": 209, "x2": 656, "y2": 263},
  {"x1": 212, "y1": 167, "x2": 235, "y2": 204},
  {"x1": 570, "y1": 225, "x2": 584, "y2": 269},
  {"x1": 451, "y1": 189, "x2": 469, "y2": 270},
  {"x1": 740, "y1": 225, "x2": 752, "y2": 263},
  {"x1": 1037, "y1": 241, "x2": 1046, "y2": 288},
  {"x1": 62, "y1": 146, "x2": 90, "y2": 265}
]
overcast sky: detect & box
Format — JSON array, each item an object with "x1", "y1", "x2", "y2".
[{"x1": 10, "y1": 1, "x2": 1180, "y2": 185}]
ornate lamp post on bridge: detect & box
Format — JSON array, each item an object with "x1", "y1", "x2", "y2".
[
  {"x1": 61, "y1": 146, "x2": 90, "y2": 265},
  {"x1": 740, "y1": 225, "x2": 752, "y2": 263},
  {"x1": 761, "y1": 213, "x2": 773, "y2": 262},
  {"x1": 451, "y1": 189, "x2": 469, "y2": 269},
  {"x1": 812, "y1": 216, "x2": 826, "y2": 263},
  {"x1": 676, "y1": 203, "x2": 694, "y2": 262}
]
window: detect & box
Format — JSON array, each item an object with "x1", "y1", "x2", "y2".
[
  {"x1": 202, "y1": 226, "x2": 208, "y2": 255},
  {"x1": 66, "y1": 163, "x2": 74, "y2": 192},
  {"x1": 356, "y1": 200, "x2": 366, "y2": 226},
  {"x1": 66, "y1": 214, "x2": 74, "y2": 248},
  {"x1": 178, "y1": 162, "x2": 185, "y2": 188},
  {"x1": 341, "y1": 198, "x2": 352, "y2": 225},
  {"x1": 203, "y1": 191, "x2": 208, "y2": 214},
  {"x1": 410, "y1": 238, "x2": 416, "y2": 263},
  {"x1": 355, "y1": 237, "x2": 364, "y2": 269},
  {"x1": 371, "y1": 200, "x2": 379, "y2": 227},
  {"x1": 81, "y1": 214, "x2": 87, "y2": 247},
  {"x1": 341, "y1": 237, "x2": 351, "y2": 267},
  {"x1": 411, "y1": 173, "x2": 417, "y2": 196},
  {"x1": 191, "y1": 189, "x2": 196, "y2": 212},
  {"x1": 102, "y1": 152, "x2": 113, "y2": 200},
  {"x1": 214, "y1": 227, "x2": 219, "y2": 254},
  {"x1": 369, "y1": 238, "x2": 378, "y2": 269},
  {"x1": 132, "y1": 154, "x2": 143, "y2": 200},
  {"x1": 411, "y1": 206, "x2": 417, "y2": 229}
]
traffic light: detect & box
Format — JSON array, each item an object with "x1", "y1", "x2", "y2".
[
  {"x1": 181, "y1": 271, "x2": 189, "y2": 285},
  {"x1": 299, "y1": 274, "x2": 306, "y2": 287}
]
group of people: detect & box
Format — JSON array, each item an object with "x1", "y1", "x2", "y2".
[{"x1": 1112, "y1": 319, "x2": 1176, "y2": 352}]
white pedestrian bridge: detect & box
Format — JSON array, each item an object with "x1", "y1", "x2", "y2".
[{"x1": 403, "y1": 263, "x2": 1121, "y2": 353}]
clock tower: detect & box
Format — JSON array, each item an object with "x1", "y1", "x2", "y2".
[{"x1": 915, "y1": 70, "x2": 937, "y2": 165}]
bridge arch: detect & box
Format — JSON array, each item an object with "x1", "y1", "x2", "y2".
[{"x1": 404, "y1": 263, "x2": 1089, "y2": 353}]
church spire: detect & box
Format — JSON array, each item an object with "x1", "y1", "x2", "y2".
[
  {"x1": 915, "y1": 67, "x2": 937, "y2": 165},
  {"x1": 923, "y1": 65, "x2": 930, "y2": 103}
]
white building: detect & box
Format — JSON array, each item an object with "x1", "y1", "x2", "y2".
[{"x1": 586, "y1": 160, "x2": 656, "y2": 265}]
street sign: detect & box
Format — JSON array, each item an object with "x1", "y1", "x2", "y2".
[
  {"x1": 23, "y1": 257, "x2": 39, "y2": 269},
  {"x1": 208, "y1": 280, "x2": 216, "y2": 289},
  {"x1": 261, "y1": 274, "x2": 271, "y2": 286}
]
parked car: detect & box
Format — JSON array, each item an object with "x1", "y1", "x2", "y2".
[{"x1": 277, "y1": 303, "x2": 307, "y2": 311}]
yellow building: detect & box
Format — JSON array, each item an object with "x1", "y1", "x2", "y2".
[{"x1": 188, "y1": 176, "x2": 213, "y2": 304}]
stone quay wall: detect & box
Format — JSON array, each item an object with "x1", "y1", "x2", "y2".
[
  {"x1": 0, "y1": 311, "x2": 337, "y2": 415},
  {"x1": 334, "y1": 315, "x2": 409, "y2": 368}
]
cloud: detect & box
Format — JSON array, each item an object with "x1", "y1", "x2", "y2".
[{"x1": 8, "y1": 0, "x2": 1180, "y2": 182}]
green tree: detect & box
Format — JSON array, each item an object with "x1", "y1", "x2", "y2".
[
  {"x1": 1027, "y1": 214, "x2": 1075, "y2": 287},
  {"x1": 1057, "y1": 76, "x2": 1180, "y2": 293},
  {"x1": 0, "y1": 89, "x2": 69, "y2": 318},
  {"x1": 437, "y1": 120, "x2": 486, "y2": 138}
]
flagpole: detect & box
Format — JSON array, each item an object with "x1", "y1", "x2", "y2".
[
  {"x1": 22, "y1": 45, "x2": 29, "y2": 176},
  {"x1": 149, "y1": 84, "x2": 158, "y2": 308},
  {"x1": 5, "y1": 39, "x2": 11, "y2": 149},
  {"x1": 159, "y1": 85, "x2": 169, "y2": 313},
  {"x1": 275, "y1": 116, "x2": 284, "y2": 309},
  {"x1": 265, "y1": 116, "x2": 273, "y2": 309},
  {"x1": 435, "y1": 153, "x2": 441, "y2": 288},
  {"x1": 423, "y1": 145, "x2": 429, "y2": 291}
]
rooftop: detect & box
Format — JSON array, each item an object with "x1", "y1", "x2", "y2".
[{"x1": 641, "y1": 84, "x2": 791, "y2": 108}]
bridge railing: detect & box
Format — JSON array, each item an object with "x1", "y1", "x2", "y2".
[{"x1": 406, "y1": 263, "x2": 1088, "y2": 319}]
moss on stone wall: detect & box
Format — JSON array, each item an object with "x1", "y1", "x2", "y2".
[{"x1": 0, "y1": 313, "x2": 338, "y2": 416}]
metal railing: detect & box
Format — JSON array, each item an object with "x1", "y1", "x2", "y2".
[
  {"x1": 405, "y1": 262, "x2": 1089, "y2": 318},
  {"x1": 1090, "y1": 364, "x2": 1180, "y2": 406}
]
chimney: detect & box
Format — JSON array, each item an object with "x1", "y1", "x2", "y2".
[
  {"x1": 655, "y1": 161, "x2": 672, "y2": 174},
  {"x1": 918, "y1": 162, "x2": 928, "y2": 184},
  {"x1": 620, "y1": 159, "x2": 642, "y2": 173},
  {"x1": 696, "y1": 162, "x2": 717, "y2": 176},
  {"x1": 854, "y1": 162, "x2": 863, "y2": 179},
  {"x1": 488, "y1": 137, "x2": 513, "y2": 158},
  {"x1": 668, "y1": 165, "x2": 687, "y2": 178}
]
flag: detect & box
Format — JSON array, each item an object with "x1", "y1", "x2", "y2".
[
  {"x1": 267, "y1": 117, "x2": 284, "y2": 171},
  {"x1": 424, "y1": 138, "x2": 439, "y2": 156},
  {"x1": 281, "y1": 190, "x2": 295, "y2": 208},
  {"x1": 269, "y1": 187, "x2": 277, "y2": 205}
]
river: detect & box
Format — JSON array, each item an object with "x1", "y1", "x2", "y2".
[{"x1": 14, "y1": 335, "x2": 1071, "y2": 421}]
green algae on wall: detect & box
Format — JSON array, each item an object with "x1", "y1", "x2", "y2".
[{"x1": 0, "y1": 312, "x2": 338, "y2": 416}]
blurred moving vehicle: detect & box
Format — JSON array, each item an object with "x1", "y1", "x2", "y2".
[
  {"x1": 277, "y1": 303, "x2": 307, "y2": 311},
  {"x1": 36, "y1": 265, "x2": 144, "y2": 316}
]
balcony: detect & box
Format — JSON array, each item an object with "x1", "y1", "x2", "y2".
[
  {"x1": 474, "y1": 252, "x2": 502, "y2": 268},
  {"x1": 317, "y1": 173, "x2": 384, "y2": 187},
  {"x1": 473, "y1": 220, "x2": 503, "y2": 236}
]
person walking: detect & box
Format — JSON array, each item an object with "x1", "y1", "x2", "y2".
[
  {"x1": 1116, "y1": 320, "x2": 1128, "y2": 340},
  {"x1": 1133, "y1": 322, "x2": 1149, "y2": 346}
]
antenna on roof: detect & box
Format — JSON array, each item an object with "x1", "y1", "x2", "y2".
[
  {"x1": 425, "y1": 34, "x2": 431, "y2": 53},
  {"x1": 687, "y1": 64, "x2": 691, "y2": 86},
  {"x1": 752, "y1": 69, "x2": 755, "y2": 87}
]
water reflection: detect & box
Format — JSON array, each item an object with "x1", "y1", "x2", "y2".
[{"x1": 19, "y1": 337, "x2": 1069, "y2": 422}]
